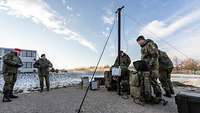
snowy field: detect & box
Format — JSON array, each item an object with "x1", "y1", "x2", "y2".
[
  {"x1": 0, "y1": 73, "x2": 83, "y2": 94},
  {"x1": 172, "y1": 74, "x2": 200, "y2": 87},
  {"x1": 0, "y1": 73, "x2": 200, "y2": 94}
]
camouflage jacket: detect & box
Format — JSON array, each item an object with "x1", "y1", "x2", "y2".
[
  {"x1": 141, "y1": 39, "x2": 159, "y2": 70},
  {"x1": 33, "y1": 58, "x2": 53, "y2": 75},
  {"x1": 2, "y1": 52, "x2": 23, "y2": 74},
  {"x1": 114, "y1": 53, "x2": 131, "y2": 68},
  {"x1": 158, "y1": 50, "x2": 174, "y2": 70}
]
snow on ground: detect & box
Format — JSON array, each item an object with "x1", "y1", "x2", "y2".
[
  {"x1": 0, "y1": 73, "x2": 82, "y2": 94},
  {"x1": 0, "y1": 73, "x2": 200, "y2": 94},
  {"x1": 172, "y1": 74, "x2": 200, "y2": 87}
]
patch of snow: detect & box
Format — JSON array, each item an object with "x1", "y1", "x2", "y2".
[
  {"x1": 0, "y1": 73, "x2": 82, "y2": 94},
  {"x1": 1, "y1": 73, "x2": 199, "y2": 94},
  {"x1": 172, "y1": 74, "x2": 200, "y2": 87}
]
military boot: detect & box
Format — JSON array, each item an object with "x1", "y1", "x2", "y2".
[
  {"x1": 40, "y1": 87, "x2": 43, "y2": 93},
  {"x1": 2, "y1": 91, "x2": 12, "y2": 102},
  {"x1": 9, "y1": 94, "x2": 18, "y2": 98},
  {"x1": 163, "y1": 90, "x2": 172, "y2": 98},
  {"x1": 3, "y1": 95, "x2": 12, "y2": 102},
  {"x1": 47, "y1": 85, "x2": 50, "y2": 92},
  {"x1": 170, "y1": 88, "x2": 175, "y2": 95},
  {"x1": 9, "y1": 91, "x2": 18, "y2": 99}
]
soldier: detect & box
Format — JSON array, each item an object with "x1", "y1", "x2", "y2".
[
  {"x1": 2, "y1": 48, "x2": 23, "y2": 102},
  {"x1": 158, "y1": 50, "x2": 174, "y2": 97},
  {"x1": 113, "y1": 51, "x2": 131, "y2": 79},
  {"x1": 34, "y1": 54, "x2": 53, "y2": 92},
  {"x1": 113, "y1": 51, "x2": 131, "y2": 94},
  {"x1": 136, "y1": 35, "x2": 162, "y2": 99}
]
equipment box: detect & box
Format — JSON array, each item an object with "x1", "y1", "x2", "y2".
[
  {"x1": 175, "y1": 91, "x2": 200, "y2": 113},
  {"x1": 90, "y1": 81, "x2": 100, "y2": 90}
]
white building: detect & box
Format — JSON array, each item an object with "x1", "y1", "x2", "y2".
[{"x1": 0, "y1": 47, "x2": 37, "y2": 73}]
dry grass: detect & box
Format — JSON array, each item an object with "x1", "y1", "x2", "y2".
[{"x1": 67, "y1": 66, "x2": 110, "y2": 73}]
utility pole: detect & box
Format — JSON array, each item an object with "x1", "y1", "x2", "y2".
[{"x1": 116, "y1": 6, "x2": 124, "y2": 96}]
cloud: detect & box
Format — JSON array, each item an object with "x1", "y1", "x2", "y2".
[
  {"x1": 140, "y1": 8, "x2": 200, "y2": 39},
  {"x1": 102, "y1": 9, "x2": 115, "y2": 25},
  {"x1": 66, "y1": 6, "x2": 72, "y2": 11},
  {"x1": 102, "y1": 31, "x2": 108, "y2": 37},
  {"x1": 0, "y1": 0, "x2": 97, "y2": 53},
  {"x1": 162, "y1": 24, "x2": 200, "y2": 60},
  {"x1": 139, "y1": 6, "x2": 200, "y2": 60},
  {"x1": 62, "y1": 0, "x2": 67, "y2": 4}
]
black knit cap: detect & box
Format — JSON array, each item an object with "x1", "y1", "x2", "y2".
[
  {"x1": 136, "y1": 35, "x2": 145, "y2": 41},
  {"x1": 41, "y1": 54, "x2": 46, "y2": 57}
]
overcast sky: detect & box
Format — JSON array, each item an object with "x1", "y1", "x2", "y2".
[{"x1": 0, "y1": 0, "x2": 200, "y2": 69}]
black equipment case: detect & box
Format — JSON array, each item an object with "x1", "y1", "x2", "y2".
[
  {"x1": 175, "y1": 91, "x2": 200, "y2": 113},
  {"x1": 133, "y1": 60, "x2": 149, "y2": 72}
]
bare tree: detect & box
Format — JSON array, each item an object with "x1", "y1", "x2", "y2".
[
  {"x1": 173, "y1": 56, "x2": 181, "y2": 71},
  {"x1": 181, "y1": 58, "x2": 199, "y2": 74}
]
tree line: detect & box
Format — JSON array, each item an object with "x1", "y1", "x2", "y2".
[{"x1": 173, "y1": 57, "x2": 200, "y2": 74}]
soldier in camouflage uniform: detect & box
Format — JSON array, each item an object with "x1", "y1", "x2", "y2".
[
  {"x1": 136, "y1": 35, "x2": 162, "y2": 99},
  {"x1": 113, "y1": 51, "x2": 131, "y2": 94},
  {"x1": 158, "y1": 50, "x2": 174, "y2": 97},
  {"x1": 34, "y1": 54, "x2": 53, "y2": 92},
  {"x1": 113, "y1": 51, "x2": 131, "y2": 79},
  {"x1": 2, "y1": 48, "x2": 23, "y2": 102}
]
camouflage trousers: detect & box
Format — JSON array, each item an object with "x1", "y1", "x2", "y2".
[
  {"x1": 3, "y1": 73, "x2": 17, "y2": 95},
  {"x1": 38, "y1": 74, "x2": 50, "y2": 91},
  {"x1": 159, "y1": 68, "x2": 174, "y2": 94},
  {"x1": 149, "y1": 70, "x2": 162, "y2": 98},
  {"x1": 120, "y1": 66, "x2": 130, "y2": 81}
]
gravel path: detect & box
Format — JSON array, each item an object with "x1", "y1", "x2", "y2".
[{"x1": 0, "y1": 86, "x2": 183, "y2": 113}]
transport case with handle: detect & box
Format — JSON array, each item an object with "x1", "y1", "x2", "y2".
[{"x1": 175, "y1": 90, "x2": 200, "y2": 113}]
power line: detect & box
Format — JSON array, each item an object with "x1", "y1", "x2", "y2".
[
  {"x1": 112, "y1": 0, "x2": 189, "y2": 59},
  {"x1": 124, "y1": 13, "x2": 190, "y2": 59},
  {"x1": 113, "y1": 1, "x2": 128, "y2": 53},
  {"x1": 122, "y1": 11, "x2": 128, "y2": 52},
  {"x1": 77, "y1": 15, "x2": 117, "y2": 113}
]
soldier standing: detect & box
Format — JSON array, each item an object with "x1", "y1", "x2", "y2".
[
  {"x1": 2, "y1": 48, "x2": 23, "y2": 102},
  {"x1": 113, "y1": 51, "x2": 131, "y2": 94},
  {"x1": 113, "y1": 51, "x2": 131, "y2": 80},
  {"x1": 158, "y1": 50, "x2": 174, "y2": 97},
  {"x1": 136, "y1": 35, "x2": 162, "y2": 99},
  {"x1": 34, "y1": 54, "x2": 53, "y2": 92}
]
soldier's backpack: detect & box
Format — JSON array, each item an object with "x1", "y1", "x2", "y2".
[
  {"x1": 133, "y1": 61, "x2": 164, "y2": 105},
  {"x1": 139, "y1": 71, "x2": 153, "y2": 102},
  {"x1": 129, "y1": 71, "x2": 141, "y2": 100},
  {"x1": 104, "y1": 71, "x2": 117, "y2": 91}
]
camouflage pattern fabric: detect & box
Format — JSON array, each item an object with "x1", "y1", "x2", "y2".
[
  {"x1": 2, "y1": 52, "x2": 22, "y2": 96},
  {"x1": 34, "y1": 58, "x2": 53, "y2": 91},
  {"x1": 140, "y1": 39, "x2": 162, "y2": 98}
]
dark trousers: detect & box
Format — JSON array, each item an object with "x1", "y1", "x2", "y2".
[
  {"x1": 159, "y1": 68, "x2": 174, "y2": 94},
  {"x1": 38, "y1": 74, "x2": 50, "y2": 91},
  {"x1": 3, "y1": 73, "x2": 17, "y2": 96}
]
